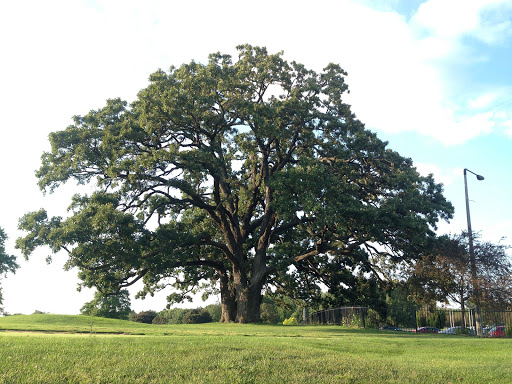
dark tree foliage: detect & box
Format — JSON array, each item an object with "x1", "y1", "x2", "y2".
[
  {"x1": 385, "y1": 286, "x2": 418, "y2": 328},
  {"x1": 181, "y1": 308, "x2": 213, "y2": 324},
  {"x1": 204, "y1": 303, "x2": 222, "y2": 322},
  {"x1": 0, "y1": 227, "x2": 18, "y2": 314},
  {"x1": 406, "y1": 232, "x2": 512, "y2": 311},
  {"x1": 260, "y1": 299, "x2": 281, "y2": 324},
  {"x1": 152, "y1": 308, "x2": 188, "y2": 324},
  {"x1": 16, "y1": 45, "x2": 453, "y2": 323},
  {"x1": 129, "y1": 310, "x2": 157, "y2": 324}
]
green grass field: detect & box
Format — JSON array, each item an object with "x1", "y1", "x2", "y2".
[{"x1": 1, "y1": 315, "x2": 511, "y2": 383}]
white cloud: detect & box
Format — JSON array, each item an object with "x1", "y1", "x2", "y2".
[
  {"x1": 415, "y1": 163, "x2": 461, "y2": 186},
  {"x1": 412, "y1": 0, "x2": 512, "y2": 44},
  {"x1": 2, "y1": 0, "x2": 507, "y2": 147},
  {"x1": 341, "y1": 0, "x2": 512, "y2": 145},
  {"x1": 468, "y1": 93, "x2": 499, "y2": 109},
  {"x1": 481, "y1": 219, "x2": 512, "y2": 248},
  {"x1": 504, "y1": 120, "x2": 512, "y2": 136},
  {"x1": 412, "y1": 0, "x2": 481, "y2": 38}
]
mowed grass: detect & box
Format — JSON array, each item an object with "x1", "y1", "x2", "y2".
[{"x1": 1, "y1": 315, "x2": 511, "y2": 383}]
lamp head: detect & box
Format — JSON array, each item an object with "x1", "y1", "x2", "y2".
[{"x1": 464, "y1": 168, "x2": 485, "y2": 181}]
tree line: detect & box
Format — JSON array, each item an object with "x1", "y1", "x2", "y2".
[{"x1": 79, "y1": 289, "x2": 303, "y2": 325}]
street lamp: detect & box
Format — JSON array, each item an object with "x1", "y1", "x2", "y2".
[{"x1": 463, "y1": 168, "x2": 484, "y2": 336}]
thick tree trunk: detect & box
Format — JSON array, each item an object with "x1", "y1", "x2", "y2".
[
  {"x1": 219, "y1": 273, "x2": 237, "y2": 323},
  {"x1": 235, "y1": 283, "x2": 263, "y2": 323},
  {"x1": 218, "y1": 272, "x2": 263, "y2": 323}
]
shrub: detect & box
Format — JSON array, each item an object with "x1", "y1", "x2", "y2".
[
  {"x1": 32, "y1": 310, "x2": 47, "y2": 315},
  {"x1": 152, "y1": 308, "x2": 189, "y2": 324},
  {"x1": 182, "y1": 308, "x2": 212, "y2": 324},
  {"x1": 129, "y1": 310, "x2": 157, "y2": 324},
  {"x1": 283, "y1": 316, "x2": 298, "y2": 325},
  {"x1": 204, "y1": 304, "x2": 222, "y2": 322}
]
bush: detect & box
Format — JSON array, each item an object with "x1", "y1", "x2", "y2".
[
  {"x1": 32, "y1": 310, "x2": 47, "y2": 315},
  {"x1": 182, "y1": 308, "x2": 213, "y2": 324},
  {"x1": 129, "y1": 310, "x2": 157, "y2": 324},
  {"x1": 283, "y1": 316, "x2": 298, "y2": 325},
  {"x1": 152, "y1": 308, "x2": 189, "y2": 325}
]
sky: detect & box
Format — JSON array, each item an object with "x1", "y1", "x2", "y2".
[{"x1": 1, "y1": 0, "x2": 511, "y2": 315}]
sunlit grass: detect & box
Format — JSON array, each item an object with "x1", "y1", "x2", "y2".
[{"x1": 1, "y1": 315, "x2": 511, "y2": 383}]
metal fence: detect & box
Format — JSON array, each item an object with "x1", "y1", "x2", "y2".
[
  {"x1": 303, "y1": 306, "x2": 367, "y2": 327},
  {"x1": 302, "y1": 306, "x2": 512, "y2": 337},
  {"x1": 417, "y1": 307, "x2": 512, "y2": 335}
]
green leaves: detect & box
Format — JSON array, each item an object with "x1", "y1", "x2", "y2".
[
  {"x1": 17, "y1": 46, "x2": 454, "y2": 322},
  {"x1": 0, "y1": 227, "x2": 18, "y2": 276}
]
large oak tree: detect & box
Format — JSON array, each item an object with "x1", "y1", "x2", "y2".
[{"x1": 16, "y1": 46, "x2": 453, "y2": 323}]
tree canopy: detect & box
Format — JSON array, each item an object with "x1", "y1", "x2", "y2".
[{"x1": 16, "y1": 45, "x2": 453, "y2": 323}]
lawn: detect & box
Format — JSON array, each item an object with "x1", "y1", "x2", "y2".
[{"x1": 0, "y1": 315, "x2": 510, "y2": 383}]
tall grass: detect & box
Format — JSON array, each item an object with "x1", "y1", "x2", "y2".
[{"x1": 1, "y1": 315, "x2": 511, "y2": 383}]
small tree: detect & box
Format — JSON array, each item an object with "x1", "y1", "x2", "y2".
[
  {"x1": 406, "y1": 232, "x2": 512, "y2": 312},
  {"x1": 260, "y1": 296, "x2": 280, "y2": 324},
  {"x1": 81, "y1": 289, "x2": 131, "y2": 320},
  {"x1": 0, "y1": 227, "x2": 18, "y2": 315}
]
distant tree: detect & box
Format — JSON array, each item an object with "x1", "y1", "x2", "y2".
[
  {"x1": 405, "y1": 236, "x2": 465, "y2": 308},
  {"x1": 81, "y1": 289, "x2": 131, "y2": 320},
  {"x1": 182, "y1": 308, "x2": 212, "y2": 324},
  {"x1": 474, "y1": 237, "x2": 512, "y2": 311},
  {"x1": 152, "y1": 308, "x2": 188, "y2": 324},
  {"x1": 385, "y1": 285, "x2": 417, "y2": 328},
  {"x1": 0, "y1": 227, "x2": 18, "y2": 315},
  {"x1": 32, "y1": 310, "x2": 47, "y2": 315},
  {"x1": 16, "y1": 45, "x2": 453, "y2": 323},
  {"x1": 260, "y1": 296, "x2": 280, "y2": 324},
  {"x1": 204, "y1": 304, "x2": 222, "y2": 322},
  {"x1": 406, "y1": 232, "x2": 512, "y2": 312},
  {"x1": 129, "y1": 310, "x2": 157, "y2": 323}
]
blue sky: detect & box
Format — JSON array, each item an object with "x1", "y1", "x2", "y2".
[{"x1": 1, "y1": 0, "x2": 511, "y2": 315}]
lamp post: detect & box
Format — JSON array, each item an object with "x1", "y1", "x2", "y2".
[{"x1": 463, "y1": 168, "x2": 484, "y2": 336}]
